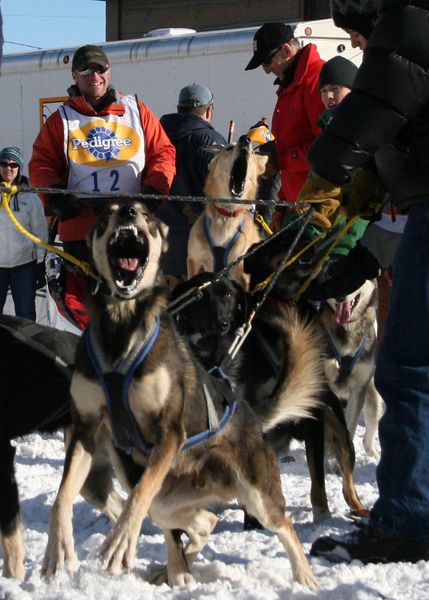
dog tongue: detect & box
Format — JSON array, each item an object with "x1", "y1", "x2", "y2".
[
  {"x1": 118, "y1": 258, "x2": 139, "y2": 271},
  {"x1": 335, "y1": 301, "x2": 352, "y2": 325}
]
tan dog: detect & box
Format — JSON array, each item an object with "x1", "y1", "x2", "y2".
[
  {"x1": 187, "y1": 135, "x2": 267, "y2": 289},
  {"x1": 321, "y1": 279, "x2": 384, "y2": 458}
]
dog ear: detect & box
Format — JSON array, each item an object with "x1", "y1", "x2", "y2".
[
  {"x1": 254, "y1": 153, "x2": 269, "y2": 176},
  {"x1": 157, "y1": 220, "x2": 169, "y2": 254}
]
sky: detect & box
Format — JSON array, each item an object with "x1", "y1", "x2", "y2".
[{"x1": 1, "y1": 0, "x2": 106, "y2": 55}]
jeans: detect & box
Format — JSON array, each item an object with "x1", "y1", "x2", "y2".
[
  {"x1": 0, "y1": 261, "x2": 37, "y2": 321},
  {"x1": 371, "y1": 203, "x2": 429, "y2": 542}
]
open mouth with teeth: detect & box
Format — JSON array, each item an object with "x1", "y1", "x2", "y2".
[
  {"x1": 229, "y1": 136, "x2": 250, "y2": 198},
  {"x1": 107, "y1": 225, "x2": 149, "y2": 295},
  {"x1": 334, "y1": 292, "x2": 361, "y2": 325}
]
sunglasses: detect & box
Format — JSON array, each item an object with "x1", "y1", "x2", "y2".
[
  {"x1": 262, "y1": 45, "x2": 284, "y2": 67},
  {"x1": 76, "y1": 65, "x2": 109, "y2": 77},
  {"x1": 0, "y1": 161, "x2": 19, "y2": 168}
]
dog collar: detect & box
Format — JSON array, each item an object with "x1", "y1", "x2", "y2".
[{"x1": 213, "y1": 204, "x2": 244, "y2": 218}]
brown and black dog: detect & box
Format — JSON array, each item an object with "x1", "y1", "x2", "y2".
[
  {"x1": 187, "y1": 135, "x2": 267, "y2": 289},
  {"x1": 172, "y1": 271, "x2": 368, "y2": 525},
  {"x1": 42, "y1": 202, "x2": 319, "y2": 589},
  {"x1": 0, "y1": 316, "x2": 123, "y2": 580}
]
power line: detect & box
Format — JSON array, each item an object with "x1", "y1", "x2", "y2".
[{"x1": 5, "y1": 40, "x2": 43, "y2": 49}]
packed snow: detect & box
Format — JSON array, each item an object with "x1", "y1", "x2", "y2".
[{"x1": 2, "y1": 421, "x2": 429, "y2": 600}]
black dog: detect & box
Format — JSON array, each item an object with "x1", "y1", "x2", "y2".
[
  {"x1": 171, "y1": 272, "x2": 368, "y2": 524},
  {"x1": 0, "y1": 316, "x2": 122, "y2": 580}
]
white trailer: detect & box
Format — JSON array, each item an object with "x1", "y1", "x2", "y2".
[{"x1": 0, "y1": 19, "x2": 361, "y2": 167}]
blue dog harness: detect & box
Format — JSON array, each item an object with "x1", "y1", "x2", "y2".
[
  {"x1": 86, "y1": 319, "x2": 237, "y2": 455},
  {"x1": 325, "y1": 331, "x2": 368, "y2": 384},
  {"x1": 203, "y1": 214, "x2": 245, "y2": 273}
]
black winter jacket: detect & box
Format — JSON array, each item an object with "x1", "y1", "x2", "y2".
[
  {"x1": 160, "y1": 112, "x2": 226, "y2": 197},
  {"x1": 308, "y1": 1, "x2": 429, "y2": 210}
]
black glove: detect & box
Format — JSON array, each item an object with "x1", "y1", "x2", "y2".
[
  {"x1": 303, "y1": 244, "x2": 381, "y2": 301},
  {"x1": 36, "y1": 261, "x2": 46, "y2": 290},
  {"x1": 141, "y1": 185, "x2": 164, "y2": 214},
  {"x1": 45, "y1": 193, "x2": 81, "y2": 221}
]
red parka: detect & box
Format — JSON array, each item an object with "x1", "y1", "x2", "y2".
[
  {"x1": 271, "y1": 44, "x2": 325, "y2": 203},
  {"x1": 29, "y1": 92, "x2": 175, "y2": 241}
]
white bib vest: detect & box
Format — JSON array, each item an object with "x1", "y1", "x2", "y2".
[{"x1": 61, "y1": 94, "x2": 146, "y2": 197}]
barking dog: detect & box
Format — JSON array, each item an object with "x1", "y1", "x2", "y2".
[
  {"x1": 0, "y1": 316, "x2": 123, "y2": 580},
  {"x1": 187, "y1": 135, "x2": 267, "y2": 289},
  {"x1": 321, "y1": 280, "x2": 384, "y2": 458},
  {"x1": 42, "y1": 202, "x2": 318, "y2": 589},
  {"x1": 172, "y1": 272, "x2": 368, "y2": 523}
]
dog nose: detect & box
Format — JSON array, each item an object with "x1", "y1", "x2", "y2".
[
  {"x1": 238, "y1": 135, "x2": 251, "y2": 145},
  {"x1": 118, "y1": 205, "x2": 137, "y2": 220},
  {"x1": 220, "y1": 321, "x2": 229, "y2": 332}
]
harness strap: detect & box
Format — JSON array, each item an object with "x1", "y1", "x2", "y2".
[
  {"x1": 203, "y1": 214, "x2": 246, "y2": 272},
  {"x1": 325, "y1": 330, "x2": 368, "y2": 384},
  {"x1": 86, "y1": 317, "x2": 160, "y2": 454},
  {"x1": 87, "y1": 318, "x2": 237, "y2": 455}
]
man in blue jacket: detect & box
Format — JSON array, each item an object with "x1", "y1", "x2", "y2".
[
  {"x1": 159, "y1": 84, "x2": 226, "y2": 286},
  {"x1": 298, "y1": 0, "x2": 429, "y2": 564}
]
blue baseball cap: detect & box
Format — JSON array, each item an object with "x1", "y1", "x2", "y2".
[{"x1": 178, "y1": 84, "x2": 214, "y2": 108}]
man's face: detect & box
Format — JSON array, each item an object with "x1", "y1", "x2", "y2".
[
  {"x1": 345, "y1": 29, "x2": 368, "y2": 50},
  {"x1": 320, "y1": 83, "x2": 351, "y2": 110},
  {"x1": 72, "y1": 63, "x2": 111, "y2": 106},
  {"x1": 262, "y1": 44, "x2": 290, "y2": 79}
]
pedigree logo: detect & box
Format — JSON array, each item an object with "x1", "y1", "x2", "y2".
[{"x1": 68, "y1": 120, "x2": 141, "y2": 166}]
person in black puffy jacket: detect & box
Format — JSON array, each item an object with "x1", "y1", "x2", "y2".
[
  {"x1": 299, "y1": 0, "x2": 429, "y2": 564},
  {"x1": 158, "y1": 84, "x2": 226, "y2": 286}
]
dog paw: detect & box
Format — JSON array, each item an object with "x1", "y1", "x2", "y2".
[
  {"x1": 148, "y1": 564, "x2": 195, "y2": 587},
  {"x1": 294, "y1": 566, "x2": 320, "y2": 590},
  {"x1": 363, "y1": 441, "x2": 380, "y2": 460},
  {"x1": 169, "y1": 571, "x2": 196, "y2": 587},
  {"x1": 98, "y1": 524, "x2": 138, "y2": 575},
  {"x1": 3, "y1": 560, "x2": 25, "y2": 581},
  {"x1": 41, "y1": 534, "x2": 78, "y2": 579},
  {"x1": 312, "y1": 506, "x2": 331, "y2": 524}
]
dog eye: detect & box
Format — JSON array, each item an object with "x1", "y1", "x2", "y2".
[{"x1": 224, "y1": 292, "x2": 232, "y2": 300}]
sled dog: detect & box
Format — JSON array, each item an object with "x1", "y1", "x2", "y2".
[
  {"x1": 187, "y1": 135, "x2": 267, "y2": 289},
  {"x1": 42, "y1": 202, "x2": 318, "y2": 589},
  {"x1": 321, "y1": 279, "x2": 384, "y2": 458},
  {"x1": 0, "y1": 316, "x2": 122, "y2": 580},
  {"x1": 172, "y1": 272, "x2": 368, "y2": 523}
]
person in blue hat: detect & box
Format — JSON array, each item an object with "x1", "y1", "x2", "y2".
[{"x1": 159, "y1": 83, "x2": 226, "y2": 287}]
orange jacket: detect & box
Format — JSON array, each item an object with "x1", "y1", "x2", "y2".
[
  {"x1": 29, "y1": 92, "x2": 176, "y2": 241},
  {"x1": 271, "y1": 44, "x2": 325, "y2": 203}
]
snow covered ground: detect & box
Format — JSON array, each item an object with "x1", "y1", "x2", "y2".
[{"x1": 2, "y1": 423, "x2": 429, "y2": 600}]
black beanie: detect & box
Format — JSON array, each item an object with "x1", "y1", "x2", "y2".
[
  {"x1": 331, "y1": 0, "x2": 379, "y2": 40},
  {"x1": 319, "y1": 56, "x2": 358, "y2": 89}
]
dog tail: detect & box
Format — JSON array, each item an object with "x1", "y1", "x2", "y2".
[{"x1": 257, "y1": 305, "x2": 326, "y2": 433}]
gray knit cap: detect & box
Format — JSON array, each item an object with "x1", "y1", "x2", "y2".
[{"x1": 0, "y1": 146, "x2": 24, "y2": 170}]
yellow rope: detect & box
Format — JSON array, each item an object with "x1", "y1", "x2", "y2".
[
  {"x1": 292, "y1": 214, "x2": 364, "y2": 301},
  {"x1": 0, "y1": 183, "x2": 98, "y2": 280},
  {"x1": 254, "y1": 212, "x2": 273, "y2": 236}
]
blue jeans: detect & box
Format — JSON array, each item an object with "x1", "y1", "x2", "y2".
[
  {"x1": 371, "y1": 203, "x2": 429, "y2": 542},
  {"x1": 0, "y1": 261, "x2": 37, "y2": 321}
]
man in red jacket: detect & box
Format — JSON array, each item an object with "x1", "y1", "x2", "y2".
[
  {"x1": 29, "y1": 44, "x2": 176, "y2": 329},
  {"x1": 245, "y1": 23, "x2": 325, "y2": 231}
]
